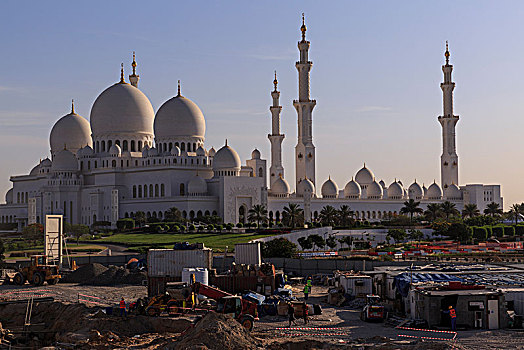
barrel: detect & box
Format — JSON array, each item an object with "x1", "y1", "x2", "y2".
[{"x1": 182, "y1": 267, "x2": 209, "y2": 285}]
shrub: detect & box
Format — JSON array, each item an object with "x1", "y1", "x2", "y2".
[
  {"x1": 216, "y1": 225, "x2": 223, "y2": 231},
  {"x1": 504, "y1": 226, "x2": 515, "y2": 237},
  {"x1": 492, "y1": 226, "x2": 504, "y2": 237},
  {"x1": 172, "y1": 225, "x2": 180, "y2": 232},
  {"x1": 472, "y1": 226, "x2": 488, "y2": 241},
  {"x1": 236, "y1": 223, "x2": 243, "y2": 228},
  {"x1": 189, "y1": 224, "x2": 196, "y2": 231},
  {"x1": 516, "y1": 225, "x2": 524, "y2": 236},
  {"x1": 116, "y1": 218, "x2": 135, "y2": 232},
  {"x1": 262, "y1": 238, "x2": 297, "y2": 258},
  {"x1": 226, "y1": 223, "x2": 234, "y2": 230}
]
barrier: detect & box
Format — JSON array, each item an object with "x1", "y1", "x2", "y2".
[
  {"x1": 396, "y1": 326, "x2": 457, "y2": 341},
  {"x1": 77, "y1": 293, "x2": 110, "y2": 307}
]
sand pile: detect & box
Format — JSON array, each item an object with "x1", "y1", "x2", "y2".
[
  {"x1": 173, "y1": 312, "x2": 263, "y2": 350},
  {"x1": 61, "y1": 263, "x2": 146, "y2": 285}
]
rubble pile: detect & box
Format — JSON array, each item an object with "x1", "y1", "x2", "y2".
[
  {"x1": 61, "y1": 263, "x2": 146, "y2": 285},
  {"x1": 173, "y1": 312, "x2": 263, "y2": 350}
]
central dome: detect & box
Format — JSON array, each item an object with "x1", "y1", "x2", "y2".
[
  {"x1": 154, "y1": 94, "x2": 206, "y2": 140},
  {"x1": 90, "y1": 82, "x2": 154, "y2": 136}
]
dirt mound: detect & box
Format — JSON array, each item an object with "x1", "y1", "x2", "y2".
[
  {"x1": 61, "y1": 263, "x2": 146, "y2": 285},
  {"x1": 173, "y1": 312, "x2": 263, "y2": 350}
]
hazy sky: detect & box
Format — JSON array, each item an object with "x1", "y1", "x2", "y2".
[{"x1": 0, "y1": 1, "x2": 522, "y2": 209}]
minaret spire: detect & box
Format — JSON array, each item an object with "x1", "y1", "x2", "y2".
[
  {"x1": 129, "y1": 51, "x2": 140, "y2": 87},
  {"x1": 268, "y1": 71, "x2": 285, "y2": 188},
  {"x1": 438, "y1": 41, "x2": 459, "y2": 189},
  {"x1": 119, "y1": 63, "x2": 126, "y2": 84},
  {"x1": 294, "y1": 13, "x2": 316, "y2": 192},
  {"x1": 177, "y1": 80, "x2": 181, "y2": 96},
  {"x1": 71, "y1": 99, "x2": 75, "y2": 114}
]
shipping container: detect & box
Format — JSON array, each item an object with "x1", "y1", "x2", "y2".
[
  {"x1": 338, "y1": 274, "x2": 372, "y2": 297},
  {"x1": 148, "y1": 249, "x2": 213, "y2": 277},
  {"x1": 235, "y1": 243, "x2": 262, "y2": 265}
]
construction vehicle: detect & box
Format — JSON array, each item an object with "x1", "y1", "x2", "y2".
[
  {"x1": 191, "y1": 282, "x2": 258, "y2": 331},
  {"x1": 11, "y1": 255, "x2": 61, "y2": 286},
  {"x1": 360, "y1": 294, "x2": 386, "y2": 322}
]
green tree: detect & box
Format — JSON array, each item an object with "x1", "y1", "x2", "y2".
[
  {"x1": 424, "y1": 203, "x2": 442, "y2": 221},
  {"x1": 326, "y1": 235, "x2": 338, "y2": 250},
  {"x1": 282, "y1": 203, "x2": 304, "y2": 228},
  {"x1": 309, "y1": 234, "x2": 326, "y2": 251},
  {"x1": 386, "y1": 228, "x2": 406, "y2": 244},
  {"x1": 22, "y1": 223, "x2": 44, "y2": 246},
  {"x1": 508, "y1": 203, "x2": 522, "y2": 226},
  {"x1": 247, "y1": 204, "x2": 268, "y2": 228},
  {"x1": 337, "y1": 236, "x2": 353, "y2": 250},
  {"x1": 484, "y1": 202, "x2": 503, "y2": 217},
  {"x1": 297, "y1": 236, "x2": 313, "y2": 251},
  {"x1": 441, "y1": 201, "x2": 459, "y2": 219},
  {"x1": 70, "y1": 224, "x2": 90, "y2": 245},
  {"x1": 165, "y1": 207, "x2": 182, "y2": 222},
  {"x1": 408, "y1": 229, "x2": 424, "y2": 243},
  {"x1": 261, "y1": 238, "x2": 297, "y2": 258},
  {"x1": 400, "y1": 199, "x2": 423, "y2": 224},
  {"x1": 462, "y1": 204, "x2": 480, "y2": 219},
  {"x1": 338, "y1": 205, "x2": 354, "y2": 227},
  {"x1": 134, "y1": 211, "x2": 146, "y2": 227},
  {"x1": 319, "y1": 205, "x2": 337, "y2": 226}
]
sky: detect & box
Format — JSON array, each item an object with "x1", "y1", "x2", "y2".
[{"x1": 0, "y1": 1, "x2": 523, "y2": 209}]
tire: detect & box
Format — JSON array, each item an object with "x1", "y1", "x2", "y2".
[
  {"x1": 146, "y1": 307, "x2": 159, "y2": 317},
  {"x1": 13, "y1": 273, "x2": 25, "y2": 286},
  {"x1": 48, "y1": 278, "x2": 59, "y2": 285},
  {"x1": 240, "y1": 315, "x2": 254, "y2": 331},
  {"x1": 167, "y1": 303, "x2": 179, "y2": 316},
  {"x1": 32, "y1": 272, "x2": 44, "y2": 286}
]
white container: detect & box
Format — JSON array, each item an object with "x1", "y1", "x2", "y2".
[
  {"x1": 235, "y1": 242, "x2": 262, "y2": 265},
  {"x1": 182, "y1": 267, "x2": 209, "y2": 285},
  {"x1": 148, "y1": 249, "x2": 213, "y2": 277},
  {"x1": 339, "y1": 275, "x2": 372, "y2": 297}
]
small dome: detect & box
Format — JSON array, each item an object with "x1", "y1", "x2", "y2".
[
  {"x1": 426, "y1": 182, "x2": 442, "y2": 200},
  {"x1": 344, "y1": 178, "x2": 361, "y2": 198},
  {"x1": 41, "y1": 158, "x2": 52, "y2": 167},
  {"x1": 445, "y1": 183, "x2": 462, "y2": 200},
  {"x1": 196, "y1": 146, "x2": 206, "y2": 156},
  {"x1": 379, "y1": 180, "x2": 386, "y2": 189},
  {"x1": 297, "y1": 178, "x2": 315, "y2": 197},
  {"x1": 30, "y1": 163, "x2": 41, "y2": 175},
  {"x1": 271, "y1": 177, "x2": 290, "y2": 196},
  {"x1": 187, "y1": 173, "x2": 207, "y2": 195},
  {"x1": 208, "y1": 147, "x2": 216, "y2": 157},
  {"x1": 50, "y1": 109, "x2": 92, "y2": 156},
  {"x1": 408, "y1": 181, "x2": 423, "y2": 200},
  {"x1": 387, "y1": 181, "x2": 403, "y2": 199},
  {"x1": 213, "y1": 142, "x2": 241, "y2": 171},
  {"x1": 355, "y1": 164, "x2": 374, "y2": 185},
  {"x1": 109, "y1": 144, "x2": 122, "y2": 157},
  {"x1": 321, "y1": 177, "x2": 338, "y2": 198},
  {"x1": 90, "y1": 82, "x2": 155, "y2": 137},
  {"x1": 251, "y1": 148, "x2": 261, "y2": 159},
  {"x1": 142, "y1": 145, "x2": 150, "y2": 157},
  {"x1": 148, "y1": 147, "x2": 158, "y2": 157},
  {"x1": 367, "y1": 180, "x2": 383, "y2": 199},
  {"x1": 51, "y1": 149, "x2": 78, "y2": 172},
  {"x1": 78, "y1": 145, "x2": 94, "y2": 158},
  {"x1": 154, "y1": 94, "x2": 206, "y2": 140},
  {"x1": 171, "y1": 146, "x2": 181, "y2": 156},
  {"x1": 5, "y1": 188, "x2": 13, "y2": 204}
]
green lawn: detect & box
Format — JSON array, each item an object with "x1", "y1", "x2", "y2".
[{"x1": 94, "y1": 232, "x2": 278, "y2": 251}]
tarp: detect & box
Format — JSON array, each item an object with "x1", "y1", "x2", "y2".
[{"x1": 393, "y1": 273, "x2": 464, "y2": 297}]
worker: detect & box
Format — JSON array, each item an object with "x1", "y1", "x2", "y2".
[
  {"x1": 288, "y1": 303, "x2": 297, "y2": 327},
  {"x1": 307, "y1": 276, "x2": 312, "y2": 293},
  {"x1": 303, "y1": 302, "x2": 309, "y2": 324},
  {"x1": 444, "y1": 305, "x2": 457, "y2": 331},
  {"x1": 120, "y1": 297, "x2": 126, "y2": 317},
  {"x1": 303, "y1": 284, "x2": 310, "y2": 301}
]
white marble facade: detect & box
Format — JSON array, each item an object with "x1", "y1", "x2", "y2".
[{"x1": 0, "y1": 19, "x2": 502, "y2": 230}]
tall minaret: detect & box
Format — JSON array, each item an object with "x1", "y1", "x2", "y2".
[
  {"x1": 438, "y1": 41, "x2": 459, "y2": 189},
  {"x1": 294, "y1": 13, "x2": 316, "y2": 191},
  {"x1": 268, "y1": 71, "x2": 285, "y2": 187},
  {"x1": 129, "y1": 52, "x2": 140, "y2": 88}
]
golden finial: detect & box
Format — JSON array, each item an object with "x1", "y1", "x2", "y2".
[
  {"x1": 131, "y1": 51, "x2": 137, "y2": 74},
  {"x1": 177, "y1": 80, "x2": 181, "y2": 96},
  {"x1": 273, "y1": 71, "x2": 278, "y2": 91},
  {"x1": 363, "y1": 162, "x2": 366, "y2": 168},
  {"x1": 445, "y1": 41, "x2": 450, "y2": 65},
  {"x1": 120, "y1": 63, "x2": 125, "y2": 83},
  {"x1": 71, "y1": 99, "x2": 75, "y2": 114},
  {"x1": 301, "y1": 13, "x2": 307, "y2": 40}
]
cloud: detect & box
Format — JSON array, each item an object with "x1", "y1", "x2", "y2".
[
  {"x1": 0, "y1": 86, "x2": 22, "y2": 93},
  {"x1": 356, "y1": 106, "x2": 393, "y2": 113}
]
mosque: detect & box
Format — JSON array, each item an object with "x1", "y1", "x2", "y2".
[{"x1": 0, "y1": 17, "x2": 502, "y2": 230}]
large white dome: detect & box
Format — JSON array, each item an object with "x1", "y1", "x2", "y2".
[
  {"x1": 90, "y1": 82, "x2": 154, "y2": 136},
  {"x1": 154, "y1": 94, "x2": 206, "y2": 140},
  {"x1": 321, "y1": 177, "x2": 338, "y2": 198},
  {"x1": 51, "y1": 149, "x2": 78, "y2": 172},
  {"x1": 387, "y1": 181, "x2": 403, "y2": 199},
  {"x1": 344, "y1": 178, "x2": 361, "y2": 199},
  {"x1": 50, "y1": 107, "x2": 92, "y2": 156},
  {"x1": 355, "y1": 164, "x2": 374, "y2": 185},
  {"x1": 213, "y1": 142, "x2": 241, "y2": 171},
  {"x1": 426, "y1": 182, "x2": 442, "y2": 200},
  {"x1": 408, "y1": 181, "x2": 423, "y2": 200}
]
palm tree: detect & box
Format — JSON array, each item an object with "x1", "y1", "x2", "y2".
[
  {"x1": 400, "y1": 199, "x2": 423, "y2": 224},
  {"x1": 462, "y1": 204, "x2": 480, "y2": 219},
  {"x1": 509, "y1": 203, "x2": 522, "y2": 226},
  {"x1": 484, "y1": 202, "x2": 503, "y2": 217},
  {"x1": 282, "y1": 203, "x2": 304, "y2": 228},
  {"x1": 247, "y1": 204, "x2": 268, "y2": 228},
  {"x1": 441, "y1": 201, "x2": 459, "y2": 219},
  {"x1": 338, "y1": 205, "x2": 354, "y2": 227},
  {"x1": 424, "y1": 203, "x2": 442, "y2": 222},
  {"x1": 319, "y1": 205, "x2": 337, "y2": 226},
  {"x1": 134, "y1": 211, "x2": 146, "y2": 227},
  {"x1": 165, "y1": 207, "x2": 182, "y2": 222}
]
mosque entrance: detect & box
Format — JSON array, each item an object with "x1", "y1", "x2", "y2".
[{"x1": 238, "y1": 206, "x2": 246, "y2": 225}]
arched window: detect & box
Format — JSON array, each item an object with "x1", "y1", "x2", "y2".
[
  {"x1": 133, "y1": 185, "x2": 137, "y2": 198},
  {"x1": 131, "y1": 140, "x2": 136, "y2": 152},
  {"x1": 161, "y1": 184, "x2": 165, "y2": 197},
  {"x1": 112, "y1": 160, "x2": 116, "y2": 167},
  {"x1": 193, "y1": 143, "x2": 196, "y2": 151},
  {"x1": 120, "y1": 160, "x2": 123, "y2": 167},
  {"x1": 94, "y1": 161, "x2": 98, "y2": 168},
  {"x1": 238, "y1": 206, "x2": 246, "y2": 224},
  {"x1": 180, "y1": 183, "x2": 185, "y2": 196},
  {"x1": 158, "y1": 211, "x2": 163, "y2": 219},
  {"x1": 101, "y1": 140, "x2": 106, "y2": 152},
  {"x1": 17, "y1": 192, "x2": 20, "y2": 203},
  {"x1": 152, "y1": 211, "x2": 157, "y2": 219},
  {"x1": 125, "y1": 212, "x2": 129, "y2": 218},
  {"x1": 93, "y1": 214, "x2": 97, "y2": 223},
  {"x1": 212, "y1": 210, "x2": 217, "y2": 216},
  {"x1": 182, "y1": 210, "x2": 187, "y2": 218},
  {"x1": 147, "y1": 212, "x2": 151, "y2": 218},
  {"x1": 80, "y1": 161, "x2": 84, "y2": 170},
  {"x1": 143, "y1": 184, "x2": 148, "y2": 198},
  {"x1": 115, "y1": 140, "x2": 120, "y2": 146},
  {"x1": 275, "y1": 211, "x2": 280, "y2": 222},
  {"x1": 181, "y1": 143, "x2": 185, "y2": 151},
  {"x1": 123, "y1": 140, "x2": 128, "y2": 151},
  {"x1": 138, "y1": 141, "x2": 142, "y2": 151},
  {"x1": 158, "y1": 144, "x2": 162, "y2": 153},
  {"x1": 269, "y1": 211, "x2": 273, "y2": 223},
  {"x1": 169, "y1": 142, "x2": 173, "y2": 151},
  {"x1": 148, "y1": 184, "x2": 153, "y2": 197},
  {"x1": 189, "y1": 210, "x2": 195, "y2": 219},
  {"x1": 258, "y1": 168, "x2": 263, "y2": 177},
  {"x1": 205, "y1": 210, "x2": 210, "y2": 216},
  {"x1": 107, "y1": 140, "x2": 112, "y2": 149},
  {"x1": 197, "y1": 210, "x2": 203, "y2": 218},
  {"x1": 155, "y1": 184, "x2": 159, "y2": 197},
  {"x1": 138, "y1": 185, "x2": 142, "y2": 198}
]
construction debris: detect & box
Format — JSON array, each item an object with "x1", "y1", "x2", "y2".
[{"x1": 61, "y1": 263, "x2": 146, "y2": 286}]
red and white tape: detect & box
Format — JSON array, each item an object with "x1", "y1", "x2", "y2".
[
  {"x1": 399, "y1": 334, "x2": 456, "y2": 341},
  {"x1": 276, "y1": 327, "x2": 344, "y2": 330}
]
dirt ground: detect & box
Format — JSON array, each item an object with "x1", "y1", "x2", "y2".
[{"x1": 0, "y1": 282, "x2": 523, "y2": 349}]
